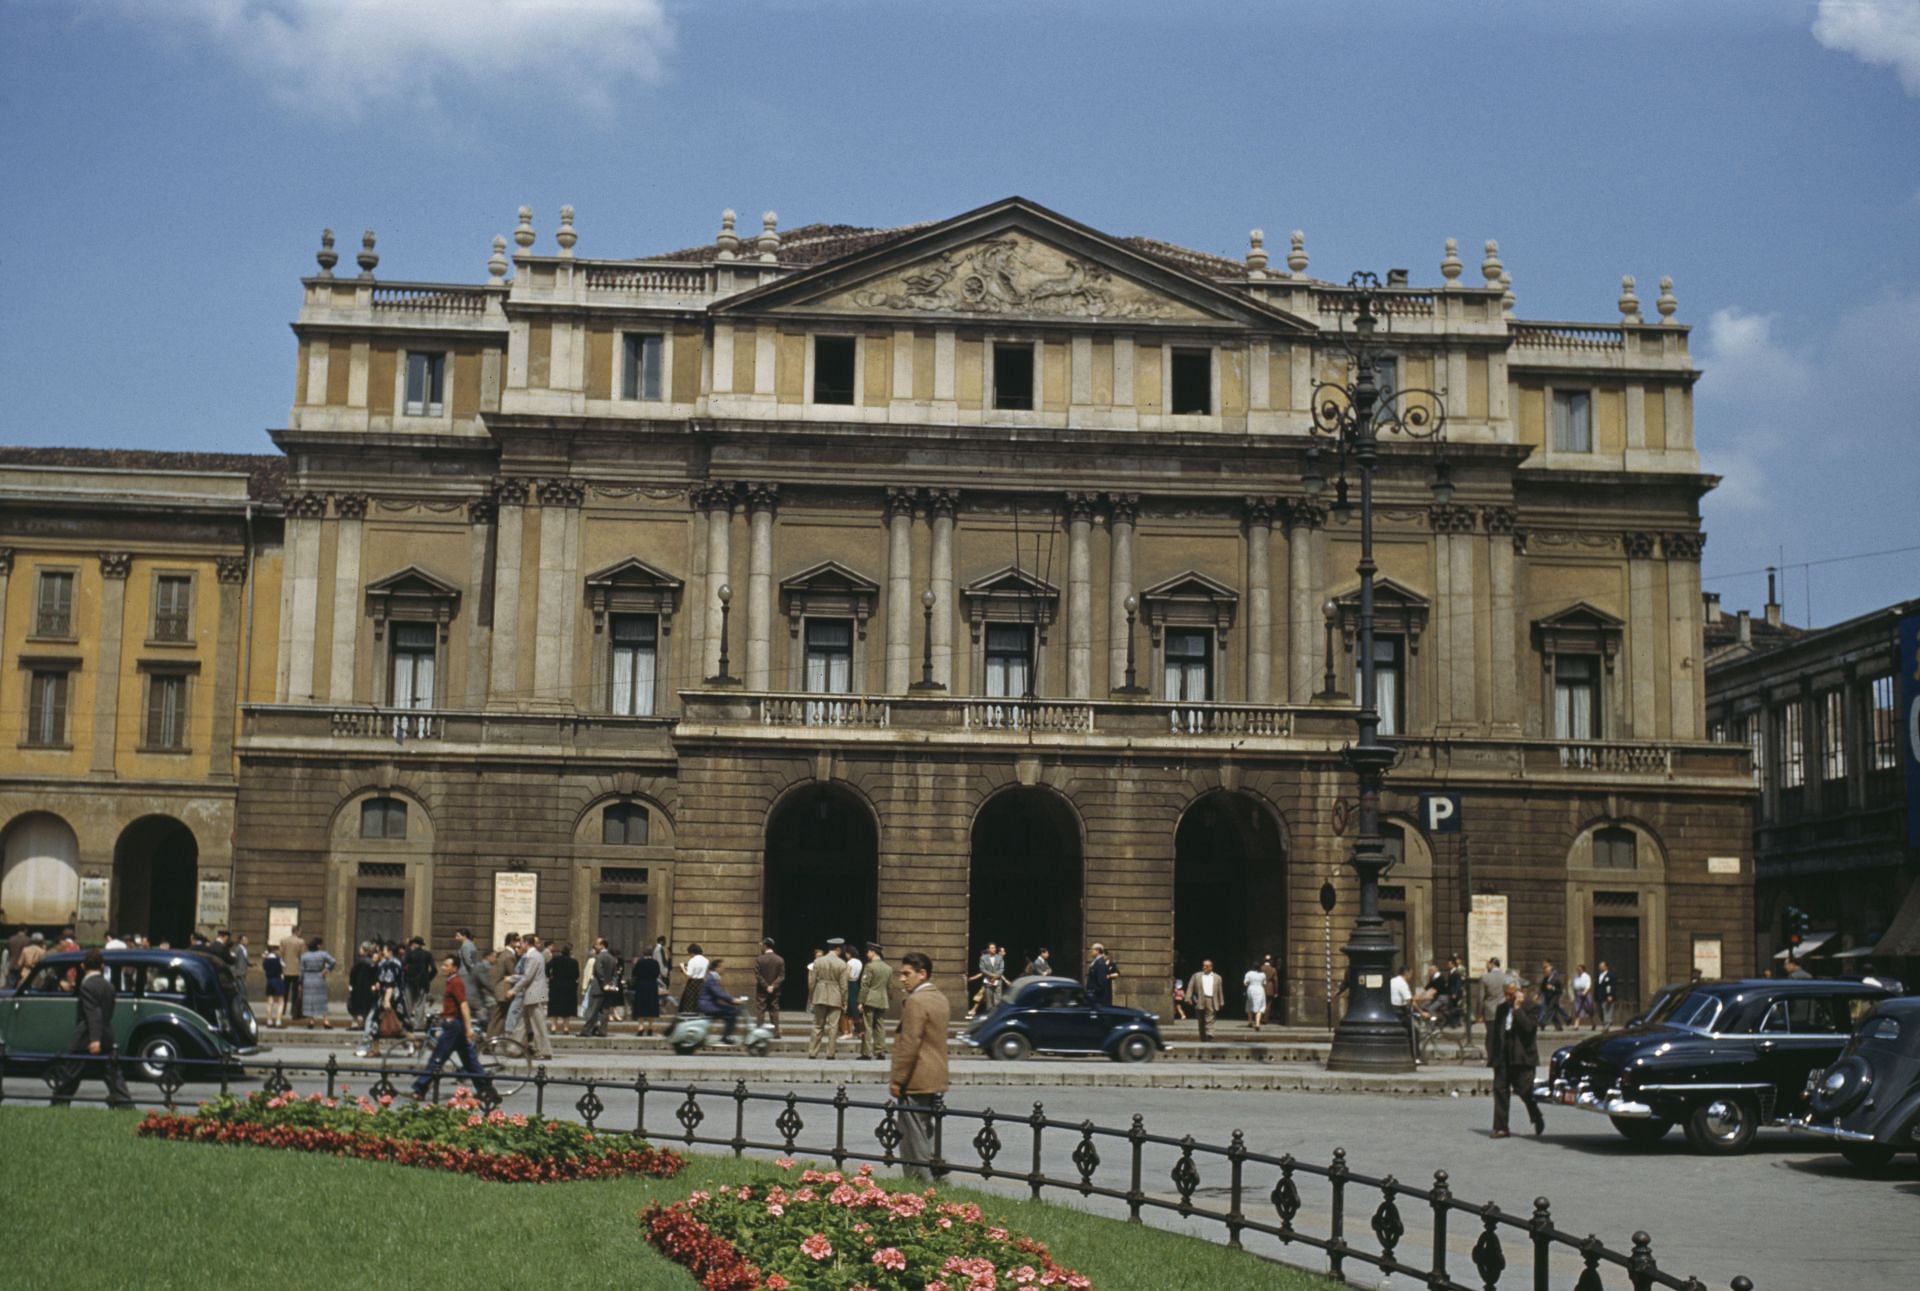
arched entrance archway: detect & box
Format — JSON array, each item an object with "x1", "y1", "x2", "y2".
[
  {"x1": 113, "y1": 816, "x2": 198, "y2": 947},
  {"x1": 2, "y1": 813, "x2": 80, "y2": 931},
  {"x1": 764, "y1": 784, "x2": 878, "y2": 1010},
  {"x1": 1175, "y1": 793, "x2": 1288, "y2": 1021},
  {"x1": 970, "y1": 789, "x2": 1082, "y2": 983}
]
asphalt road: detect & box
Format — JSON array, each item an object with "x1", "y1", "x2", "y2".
[{"x1": 11, "y1": 1062, "x2": 1909, "y2": 1290}]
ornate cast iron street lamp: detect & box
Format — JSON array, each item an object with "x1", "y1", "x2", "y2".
[{"x1": 1305, "y1": 272, "x2": 1451, "y2": 1073}]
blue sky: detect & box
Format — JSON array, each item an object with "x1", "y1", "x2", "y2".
[{"x1": 2, "y1": 0, "x2": 1916, "y2": 626}]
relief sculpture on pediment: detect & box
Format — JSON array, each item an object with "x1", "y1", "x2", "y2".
[{"x1": 839, "y1": 235, "x2": 1205, "y2": 320}]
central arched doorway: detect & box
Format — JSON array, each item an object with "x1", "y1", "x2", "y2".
[
  {"x1": 970, "y1": 789, "x2": 1082, "y2": 983},
  {"x1": 1174, "y1": 792, "x2": 1287, "y2": 1021},
  {"x1": 113, "y1": 816, "x2": 199, "y2": 948},
  {"x1": 2, "y1": 813, "x2": 81, "y2": 931},
  {"x1": 763, "y1": 784, "x2": 878, "y2": 1010}
]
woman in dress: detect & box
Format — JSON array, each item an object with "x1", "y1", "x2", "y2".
[
  {"x1": 548, "y1": 942, "x2": 580, "y2": 1035},
  {"x1": 1570, "y1": 963, "x2": 1596, "y2": 1030},
  {"x1": 300, "y1": 936, "x2": 337, "y2": 1028},
  {"x1": 262, "y1": 945, "x2": 287, "y2": 1027},
  {"x1": 629, "y1": 950, "x2": 661, "y2": 1036},
  {"x1": 1242, "y1": 962, "x2": 1269, "y2": 1030}
]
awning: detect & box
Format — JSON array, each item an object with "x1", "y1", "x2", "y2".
[
  {"x1": 1774, "y1": 931, "x2": 1835, "y2": 959},
  {"x1": 1828, "y1": 945, "x2": 1878, "y2": 960},
  {"x1": 1873, "y1": 879, "x2": 1920, "y2": 958}
]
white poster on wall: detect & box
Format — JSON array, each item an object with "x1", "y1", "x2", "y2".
[
  {"x1": 491, "y1": 870, "x2": 538, "y2": 943},
  {"x1": 196, "y1": 878, "x2": 230, "y2": 929},
  {"x1": 77, "y1": 876, "x2": 110, "y2": 925},
  {"x1": 268, "y1": 903, "x2": 301, "y2": 945},
  {"x1": 1467, "y1": 894, "x2": 1509, "y2": 973},
  {"x1": 1693, "y1": 935, "x2": 1724, "y2": 981}
]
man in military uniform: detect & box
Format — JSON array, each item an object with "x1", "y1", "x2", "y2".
[
  {"x1": 807, "y1": 939, "x2": 850, "y2": 1059},
  {"x1": 859, "y1": 943, "x2": 892, "y2": 1060}
]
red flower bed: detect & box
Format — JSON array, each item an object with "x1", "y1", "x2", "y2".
[
  {"x1": 640, "y1": 1161, "x2": 1093, "y2": 1290},
  {"x1": 138, "y1": 1089, "x2": 684, "y2": 1184}
]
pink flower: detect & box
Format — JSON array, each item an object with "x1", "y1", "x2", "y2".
[
  {"x1": 765, "y1": 1203, "x2": 785, "y2": 1217},
  {"x1": 873, "y1": 1247, "x2": 908, "y2": 1272},
  {"x1": 467, "y1": 1113, "x2": 483, "y2": 1126},
  {"x1": 766, "y1": 1278, "x2": 789, "y2": 1291},
  {"x1": 830, "y1": 1184, "x2": 859, "y2": 1205},
  {"x1": 800, "y1": 1232, "x2": 834, "y2": 1262},
  {"x1": 937, "y1": 1217, "x2": 953, "y2": 1229},
  {"x1": 488, "y1": 1109, "x2": 508, "y2": 1125},
  {"x1": 775, "y1": 1157, "x2": 797, "y2": 1170},
  {"x1": 988, "y1": 1228, "x2": 1009, "y2": 1242},
  {"x1": 510, "y1": 1114, "x2": 528, "y2": 1128},
  {"x1": 377, "y1": 1093, "x2": 394, "y2": 1107}
]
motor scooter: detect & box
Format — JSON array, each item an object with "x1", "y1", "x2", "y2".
[{"x1": 668, "y1": 1012, "x2": 773, "y2": 1057}]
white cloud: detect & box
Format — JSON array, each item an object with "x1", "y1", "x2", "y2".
[
  {"x1": 1813, "y1": 0, "x2": 1920, "y2": 95},
  {"x1": 1698, "y1": 307, "x2": 1812, "y2": 412},
  {"x1": 106, "y1": 0, "x2": 673, "y2": 116}
]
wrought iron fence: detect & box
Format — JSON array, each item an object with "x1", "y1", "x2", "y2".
[{"x1": 0, "y1": 1047, "x2": 1753, "y2": 1291}]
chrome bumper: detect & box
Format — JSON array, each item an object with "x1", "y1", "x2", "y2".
[
  {"x1": 1787, "y1": 1118, "x2": 1878, "y2": 1145},
  {"x1": 1534, "y1": 1079, "x2": 1655, "y2": 1119}
]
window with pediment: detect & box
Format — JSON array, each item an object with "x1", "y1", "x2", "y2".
[
  {"x1": 1139, "y1": 571, "x2": 1237, "y2": 704},
  {"x1": 364, "y1": 566, "x2": 461, "y2": 710},
  {"x1": 1331, "y1": 579, "x2": 1427, "y2": 734},
  {"x1": 584, "y1": 558, "x2": 683, "y2": 716},
  {"x1": 780, "y1": 562, "x2": 879, "y2": 692},
  {"x1": 960, "y1": 566, "x2": 1058, "y2": 699},
  {"x1": 1532, "y1": 602, "x2": 1625, "y2": 741}
]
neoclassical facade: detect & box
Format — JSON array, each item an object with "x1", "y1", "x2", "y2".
[{"x1": 2, "y1": 199, "x2": 1754, "y2": 1017}]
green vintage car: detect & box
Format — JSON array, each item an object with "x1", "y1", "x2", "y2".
[{"x1": 0, "y1": 949, "x2": 258, "y2": 1081}]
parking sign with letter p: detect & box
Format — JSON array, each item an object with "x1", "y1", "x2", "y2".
[{"x1": 1419, "y1": 792, "x2": 1462, "y2": 833}]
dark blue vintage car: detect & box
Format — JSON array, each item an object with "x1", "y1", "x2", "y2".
[
  {"x1": 1793, "y1": 994, "x2": 1920, "y2": 1169},
  {"x1": 964, "y1": 975, "x2": 1165, "y2": 1063}
]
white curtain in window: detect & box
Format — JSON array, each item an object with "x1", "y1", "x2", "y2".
[
  {"x1": 612, "y1": 643, "x2": 655, "y2": 716},
  {"x1": 1554, "y1": 679, "x2": 1593, "y2": 740}
]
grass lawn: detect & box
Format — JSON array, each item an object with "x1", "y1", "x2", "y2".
[{"x1": 0, "y1": 1108, "x2": 1336, "y2": 1289}]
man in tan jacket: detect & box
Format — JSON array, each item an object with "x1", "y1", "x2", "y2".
[
  {"x1": 807, "y1": 940, "x2": 851, "y2": 1059},
  {"x1": 888, "y1": 951, "x2": 949, "y2": 1181}
]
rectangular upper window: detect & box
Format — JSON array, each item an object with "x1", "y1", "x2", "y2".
[
  {"x1": 813, "y1": 336, "x2": 856, "y2": 405},
  {"x1": 992, "y1": 343, "x2": 1034, "y2": 411},
  {"x1": 984, "y1": 623, "x2": 1033, "y2": 700},
  {"x1": 803, "y1": 618, "x2": 853, "y2": 694},
  {"x1": 34, "y1": 571, "x2": 73, "y2": 637},
  {"x1": 1869, "y1": 675, "x2": 1897, "y2": 771},
  {"x1": 25, "y1": 669, "x2": 69, "y2": 747},
  {"x1": 404, "y1": 352, "x2": 446, "y2": 416},
  {"x1": 1550, "y1": 389, "x2": 1593, "y2": 452},
  {"x1": 1163, "y1": 629, "x2": 1212, "y2": 702},
  {"x1": 609, "y1": 613, "x2": 658, "y2": 717},
  {"x1": 1170, "y1": 348, "x2": 1212, "y2": 415},
  {"x1": 622, "y1": 334, "x2": 663, "y2": 401},
  {"x1": 1553, "y1": 653, "x2": 1601, "y2": 741},
  {"x1": 152, "y1": 574, "x2": 192, "y2": 642},
  {"x1": 144, "y1": 672, "x2": 188, "y2": 750},
  {"x1": 1819, "y1": 689, "x2": 1847, "y2": 782},
  {"x1": 1355, "y1": 634, "x2": 1406, "y2": 736},
  {"x1": 1778, "y1": 700, "x2": 1805, "y2": 788}
]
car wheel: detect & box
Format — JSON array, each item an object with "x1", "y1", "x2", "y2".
[
  {"x1": 991, "y1": 1032, "x2": 1031, "y2": 1062},
  {"x1": 1682, "y1": 1097, "x2": 1758, "y2": 1154},
  {"x1": 136, "y1": 1034, "x2": 183, "y2": 1083},
  {"x1": 1114, "y1": 1034, "x2": 1155, "y2": 1064},
  {"x1": 1838, "y1": 1141, "x2": 1896, "y2": 1171},
  {"x1": 1608, "y1": 1115, "x2": 1671, "y2": 1145}
]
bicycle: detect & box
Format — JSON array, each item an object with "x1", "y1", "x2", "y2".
[{"x1": 377, "y1": 1021, "x2": 533, "y2": 1100}]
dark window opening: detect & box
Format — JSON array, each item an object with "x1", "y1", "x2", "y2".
[
  {"x1": 1592, "y1": 826, "x2": 1637, "y2": 869},
  {"x1": 993, "y1": 343, "x2": 1034, "y2": 411},
  {"x1": 1170, "y1": 349, "x2": 1211, "y2": 414},
  {"x1": 623, "y1": 334, "x2": 663, "y2": 401},
  {"x1": 144, "y1": 673, "x2": 188, "y2": 749},
  {"x1": 359, "y1": 798, "x2": 408, "y2": 841},
  {"x1": 153, "y1": 575, "x2": 192, "y2": 641},
  {"x1": 602, "y1": 803, "x2": 650, "y2": 846},
  {"x1": 26, "y1": 670, "x2": 69, "y2": 746},
  {"x1": 35, "y1": 572, "x2": 73, "y2": 637},
  {"x1": 404, "y1": 352, "x2": 446, "y2": 415},
  {"x1": 813, "y1": 336, "x2": 856, "y2": 405}
]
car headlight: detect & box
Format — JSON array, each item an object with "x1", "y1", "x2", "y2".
[{"x1": 1821, "y1": 1069, "x2": 1848, "y2": 1096}]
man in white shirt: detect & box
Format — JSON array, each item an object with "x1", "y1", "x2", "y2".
[
  {"x1": 1184, "y1": 959, "x2": 1224, "y2": 1040},
  {"x1": 1390, "y1": 965, "x2": 1418, "y2": 1063},
  {"x1": 844, "y1": 944, "x2": 864, "y2": 1039}
]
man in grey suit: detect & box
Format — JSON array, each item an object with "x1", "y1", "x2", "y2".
[
  {"x1": 1474, "y1": 957, "x2": 1505, "y2": 1047},
  {"x1": 580, "y1": 937, "x2": 619, "y2": 1037},
  {"x1": 507, "y1": 933, "x2": 553, "y2": 1060},
  {"x1": 807, "y1": 940, "x2": 850, "y2": 1059}
]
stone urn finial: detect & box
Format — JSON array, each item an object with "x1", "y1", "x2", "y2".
[
  {"x1": 1245, "y1": 228, "x2": 1268, "y2": 276},
  {"x1": 758, "y1": 210, "x2": 781, "y2": 262},
  {"x1": 1440, "y1": 237, "x2": 1462, "y2": 286},
  {"x1": 1481, "y1": 239, "x2": 1503, "y2": 287},
  {"x1": 1656, "y1": 276, "x2": 1678, "y2": 324},
  {"x1": 356, "y1": 229, "x2": 379, "y2": 278},
  {"x1": 514, "y1": 205, "x2": 536, "y2": 251},
  {"x1": 716, "y1": 209, "x2": 739, "y2": 260},
  {"x1": 556, "y1": 205, "x2": 577, "y2": 256},
  {"x1": 487, "y1": 235, "x2": 509, "y2": 284},
  {"x1": 315, "y1": 228, "x2": 338, "y2": 278},
  {"x1": 1287, "y1": 229, "x2": 1308, "y2": 277},
  {"x1": 1499, "y1": 269, "x2": 1515, "y2": 315},
  {"x1": 1618, "y1": 274, "x2": 1642, "y2": 323}
]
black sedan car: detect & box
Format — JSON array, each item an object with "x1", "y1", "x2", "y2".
[
  {"x1": 1537, "y1": 978, "x2": 1898, "y2": 1154},
  {"x1": 964, "y1": 976, "x2": 1165, "y2": 1063},
  {"x1": 1793, "y1": 995, "x2": 1920, "y2": 1169}
]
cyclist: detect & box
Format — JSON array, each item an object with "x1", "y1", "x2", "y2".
[{"x1": 411, "y1": 953, "x2": 491, "y2": 1099}]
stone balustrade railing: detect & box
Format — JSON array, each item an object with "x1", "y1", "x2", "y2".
[
  {"x1": 368, "y1": 283, "x2": 490, "y2": 314},
  {"x1": 1511, "y1": 322, "x2": 1626, "y2": 350},
  {"x1": 583, "y1": 263, "x2": 715, "y2": 294}
]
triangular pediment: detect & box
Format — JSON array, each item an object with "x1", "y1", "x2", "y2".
[
  {"x1": 780, "y1": 560, "x2": 880, "y2": 596},
  {"x1": 714, "y1": 197, "x2": 1314, "y2": 331},
  {"x1": 961, "y1": 564, "x2": 1060, "y2": 600},
  {"x1": 1332, "y1": 578, "x2": 1430, "y2": 610},
  {"x1": 1536, "y1": 601, "x2": 1625, "y2": 631},
  {"x1": 584, "y1": 557, "x2": 682, "y2": 592},
  {"x1": 1141, "y1": 570, "x2": 1239, "y2": 603},
  {"x1": 365, "y1": 565, "x2": 460, "y2": 598}
]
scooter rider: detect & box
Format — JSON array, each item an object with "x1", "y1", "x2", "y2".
[{"x1": 697, "y1": 956, "x2": 741, "y2": 1044}]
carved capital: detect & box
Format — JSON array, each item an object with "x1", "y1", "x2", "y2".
[
  {"x1": 927, "y1": 488, "x2": 961, "y2": 521},
  {"x1": 1622, "y1": 531, "x2": 1659, "y2": 560},
  {"x1": 1428, "y1": 504, "x2": 1477, "y2": 534},
  {"x1": 884, "y1": 486, "x2": 918, "y2": 520},
  {"x1": 287, "y1": 491, "x2": 329, "y2": 519},
  {"x1": 537, "y1": 478, "x2": 585, "y2": 508},
  {"x1": 1662, "y1": 531, "x2": 1705, "y2": 562},
  {"x1": 332, "y1": 493, "x2": 368, "y2": 520},
  {"x1": 495, "y1": 477, "x2": 531, "y2": 507},
  {"x1": 466, "y1": 496, "x2": 497, "y2": 525},
  {"x1": 1286, "y1": 498, "x2": 1326, "y2": 531},
  {"x1": 98, "y1": 551, "x2": 132, "y2": 580},
  {"x1": 696, "y1": 480, "x2": 736, "y2": 513},
  {"x1": 1105, "y1": 491, "x2": 1139, "y2": 526},
  {"x1": 1243, "y1": 495, "x2": 1279, "y2": 527},
  {"x1": 1481, "y1": 506, "x2": 1516, "y2": 536},
  {"x1": 216, "y1": 554, "x2": 249, "y2": 585},
  {"x1": 747, "y1": 482, "x2": 781, "y2": 515},
  {"x1": 1064, "y1": 491, "x2": 1098, "y2": 523}
]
